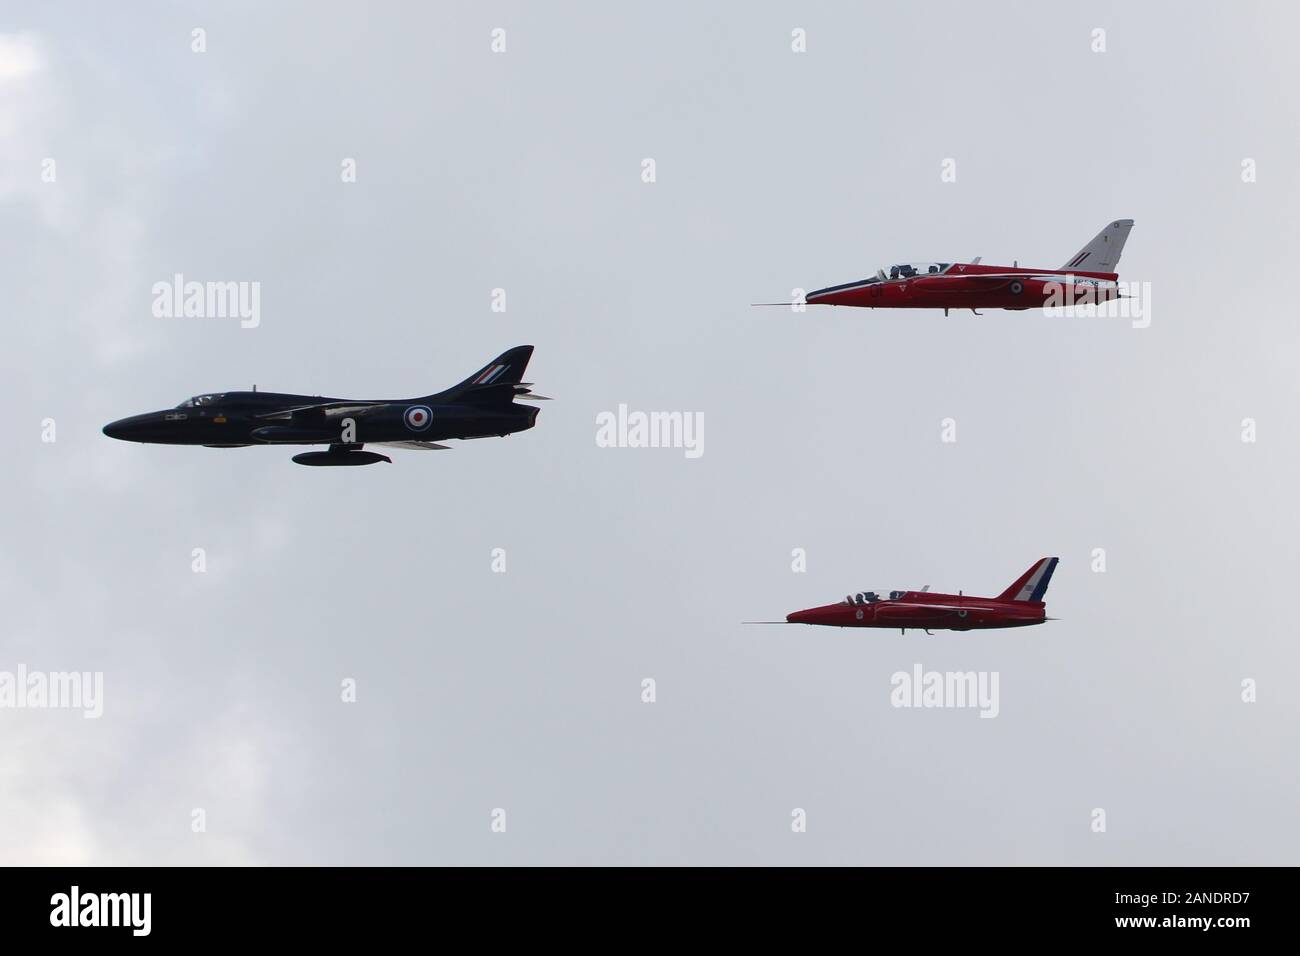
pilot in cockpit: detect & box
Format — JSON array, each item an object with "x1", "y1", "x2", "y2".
[{"x1": 845, "y1": 591, "x2": 881, "y2": 605}]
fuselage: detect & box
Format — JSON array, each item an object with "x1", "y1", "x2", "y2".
[
  {"x1": 102, "y1": 390, "x2": 538, "y2": 447},
  {"x1": 806, "y1": 262, "x2": 1119, "y2": 311},
  {"x1": 786, "y1": 591, "x2": 1046, "y2": 631}
]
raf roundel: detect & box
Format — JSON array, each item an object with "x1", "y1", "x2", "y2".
[{"x1": 404, "y1": 405, "x2": 433, "y2": 432}]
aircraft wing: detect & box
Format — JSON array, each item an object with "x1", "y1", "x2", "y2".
[
  {"x1": 372, "y1": 441, "x2": 452, "y2": 451},
  {"x1": 254, "y1": 402, "x2": 389, "y2": 421},
  {"x1": 922, "y1": 273, "x2": 1082, "y2": 284},
  {"x1": 874, "y1": 602, "x2": 977, "y2": 622}
]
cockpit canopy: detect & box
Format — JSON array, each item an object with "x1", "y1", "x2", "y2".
[
  {"x1": 177, "y1": 393, "x2": 226, "y2": 408},
  {"x1": 883, "y1": 262, "x2": 950, "y2": 280},
  {"x1": 841, "y1": 590, "x2": 908, "y2": 605},
  {"x1": 851, "y1": 262, "x2": 953, "y2": 285}
]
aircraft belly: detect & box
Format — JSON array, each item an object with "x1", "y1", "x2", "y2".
[
  {"x1": 873, "y1": 605, "x2": 955, "y2": 626},
  {"x1": 361, "y1": 421, "x2": 487, "y2": 443},
  {"x1": 165, "y1": 424, "x2": 259, "y2": 445}
]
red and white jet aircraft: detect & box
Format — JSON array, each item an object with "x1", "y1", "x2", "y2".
[
  {"x1": 799, "y1": 221, "x2": 1133, "y2": 315},
  {"x1": 774, "y1": 558, "x2": 1059, "y2": 634}
]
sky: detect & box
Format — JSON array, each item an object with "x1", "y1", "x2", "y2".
[{"x1": 2, "y1": 1, "x2": 1298, "y2": 865}]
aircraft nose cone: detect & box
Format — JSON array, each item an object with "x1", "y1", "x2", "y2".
[
  {"x1": 787, "y1": 609, "x2": 813, "y2": 624},
  {"x1": 103, "y1": 414, "x2": 153, "y2": 442}
]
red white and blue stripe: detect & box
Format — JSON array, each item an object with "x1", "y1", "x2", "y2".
[{"x1": 473, "y1": 364, "x2": 510, "y2": 385}]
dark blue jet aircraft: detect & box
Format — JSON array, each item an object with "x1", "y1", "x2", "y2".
[{"x1": 103, "y1": 346, "x2": 546, "y2": 466}]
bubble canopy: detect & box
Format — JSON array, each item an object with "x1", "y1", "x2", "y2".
[
  {"x1": 176, "y1": 394, "x2": 225, "y2": 408},
  {"x1": 834, "y1": 262, "x2": 953, "y2": 287},
  {"x1": 840, "y1": 590, "x2": 909, "y2": 605},
  {"x1": 884, "y1": 262, "x2": 950, "y2": 280}
]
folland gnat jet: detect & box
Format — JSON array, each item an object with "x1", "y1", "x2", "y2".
[
  {"x1": 777, "y1": 221, "x2": 1133, "y2": 315},
  {"x1": 755, "y1": 558, "x2": 1059, "y2": 634},
  {"x1": 102, "y1": 346, "x2": 547, "y2": 466}
]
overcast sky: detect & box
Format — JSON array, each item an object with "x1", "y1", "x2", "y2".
[{"x1": 3, "y1": 1, "x2": 1298, "y2": 865}]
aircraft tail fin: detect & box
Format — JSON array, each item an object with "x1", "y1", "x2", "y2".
[
  {"x1": 1061, "y1": 220, "x2": 1133, "y2": 273},
  {"x1": 452, "y1": 345, "x2": 534, "y2": 391},
  {"x1": 430, "y1": 345, "x2": 536, "y2": 407},
  {"x1": 996, "y1": 557, "x2": 1059, "y2": 603}
]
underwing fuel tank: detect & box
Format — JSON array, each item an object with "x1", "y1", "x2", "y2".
[{"x1": 291, "y1": 450, "x2": 392, "y2": 467}]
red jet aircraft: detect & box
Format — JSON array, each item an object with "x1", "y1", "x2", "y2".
[
  {"x1": 776, "y1": 558, "x2": 1058, "y2": 634},
  {"x1": 799, "y1": 221, "x2": 1133, "y2": 315}
]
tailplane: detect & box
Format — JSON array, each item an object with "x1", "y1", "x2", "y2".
[
  {"x1": 1061, "y1": 220, "x2": 1133, "y2": 273},
  {"x1": 996, "y1": 557, "x2": 1059, "y2": 603}
]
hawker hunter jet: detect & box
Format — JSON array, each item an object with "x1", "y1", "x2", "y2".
[
  {"x1": 794, "y1": 220, "x2": 1133, "y2": 314},
  {"x1": 102, "y1": 346, "x2": 546, "y2": 466},
  {"x1": 762, "y1": 558, "x2": 1058, "y2": 633}
]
